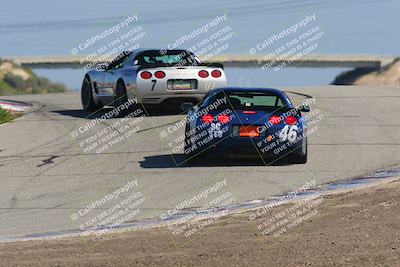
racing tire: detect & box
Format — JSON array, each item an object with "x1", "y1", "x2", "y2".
[
  {"x1": 289, "y1": 151, "x2": 307, "y2": 164},
  {"x1": 81, "y1": 76, "x2": 103, "y2": 111},
  {"x1": 184, "y1": 124, "x2": 196, "y2": 159},
  {"x1": 289, "y1": 138, "x2": 308, "y2": 164},
  {"x1": 115, "y1": 80, "x2": 141, "y2": 117},
  {"x1": 186, "y1": 151, "x2": 206, "y2": 164},
  {"x1": 115, "y1": 80, "x2": 129, "y2": 107},
  {"x1": 184, "y1": 124, "x2": 206, "y2": 164}
]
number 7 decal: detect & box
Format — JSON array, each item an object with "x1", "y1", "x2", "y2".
[{"x1": 151, "y1": 79, "x2": 157, "y2": 91}]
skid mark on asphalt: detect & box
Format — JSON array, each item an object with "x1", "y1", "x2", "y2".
[
  {"x1": 135, "y1": 120, "x2": 181, "y2": 134},
  {"x1": 37, "y1": 156, "x2": 59, "y2": 167}
]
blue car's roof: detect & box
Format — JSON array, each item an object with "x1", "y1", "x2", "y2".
[{"x1": 210, "y1": 87, "x2": 282, "y2": 93}]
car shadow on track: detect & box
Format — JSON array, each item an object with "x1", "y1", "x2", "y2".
[
  {"x1": 53, "y1": 108, "x2": 184, "y2": 119},
  {"x1": 139, "y1": 154, "x2": 290, "y2": 168}
]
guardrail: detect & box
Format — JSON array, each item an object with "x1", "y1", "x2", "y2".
[{"x1": 4, "y1": 54, "x2": 395, "y2": 69}]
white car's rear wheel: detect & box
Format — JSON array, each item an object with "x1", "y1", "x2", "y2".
[
  {"x1": 81, "y1": 76, "x2": 103, "y2": 111},
  {"x1": 115, "y1": 80, "x2": 128, "y2": 107},
  {"x1": 115, "y1": 80, "x2": 143, "y2": 117}
]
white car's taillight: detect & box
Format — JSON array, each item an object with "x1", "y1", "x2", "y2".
[
  {"x1": 154, "y1": 71, "x2": 165, "y2": 79},
  {"x1": 211, "y1": 70, "x2": 222, "y2": 78},
  {"x1": 198, "y1": 70, "x2": 209, "y2": 78},
  {"x1": 140, "y1": 71, "x2": 152, "y2": 79}
]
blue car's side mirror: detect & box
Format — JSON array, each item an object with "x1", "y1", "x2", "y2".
[{"x1": 299, "y1": 105, "x2": 311, "y2": 112}]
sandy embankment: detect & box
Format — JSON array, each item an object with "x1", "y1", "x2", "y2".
[
  {"x1": 333, "y1": 58, "x2": 400, "y2": 86},
  {"x1": 1, "y1": 178, "x2": 399, "y2": 266}
]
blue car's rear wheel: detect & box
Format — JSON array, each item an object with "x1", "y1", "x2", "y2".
[
  {"x1": 184, "y1": 124, "x2": 207, "y2": 163},
  {"x1": 289, "y1": 137, "x2": 307, "y2": 164}
]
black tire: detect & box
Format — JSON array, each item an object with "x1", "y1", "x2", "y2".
[
  {"x1": 114, "y1": 80, "x2": 133, "y2": 117},
  {"x1": 186, "y1": 151, "x2": 206, "y2": 165},
  {"x1": 289, "y1": 138, "x2": 308, "y2": 164},
  {"x1": 115, "y1": 80, "x2": 129, "y2": 107},
  {"x1": 184, "y1": 124, "x2": 195, "y2": 157},
  {"x1": 81, "y1": 76, "x2": 103, "y2": 111},
  {"x1": 184, "y1": 124, "x2": 206, "y2": 164},
  {"x1": 115, "y1": 80, "x2": 143, "y2": 117},
  {"x1": 289, "y1": 152, "x2": 307, "y2": 164}
]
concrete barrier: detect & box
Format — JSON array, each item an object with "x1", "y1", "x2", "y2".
[{"x1": 4, "y1": 54, "x2": 395, "y2": 69}]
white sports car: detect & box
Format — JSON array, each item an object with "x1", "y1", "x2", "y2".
[{"x1": 81, "y1": 49, "x2": 227, "y2": 111}]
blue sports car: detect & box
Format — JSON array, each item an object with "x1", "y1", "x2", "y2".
[{"x1": 184, "y1": 87, "x2": 310, "y2": 164}]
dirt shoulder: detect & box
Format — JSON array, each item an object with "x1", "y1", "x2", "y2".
[{"x1": 1, "y1": 180, "x2": 400, "y2": 267}]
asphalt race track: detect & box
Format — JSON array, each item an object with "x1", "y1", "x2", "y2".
[{"x1": 0, "y1": 86, "x2": 399, "y2": 239}]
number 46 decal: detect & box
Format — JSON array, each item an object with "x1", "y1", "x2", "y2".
[{"x1": 279, "y1": 125, "x2": 298, "y2": 142}]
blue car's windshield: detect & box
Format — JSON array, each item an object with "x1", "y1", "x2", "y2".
[{"x1": 227, "y1": 93, "x2": 285, "y2": 108}]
